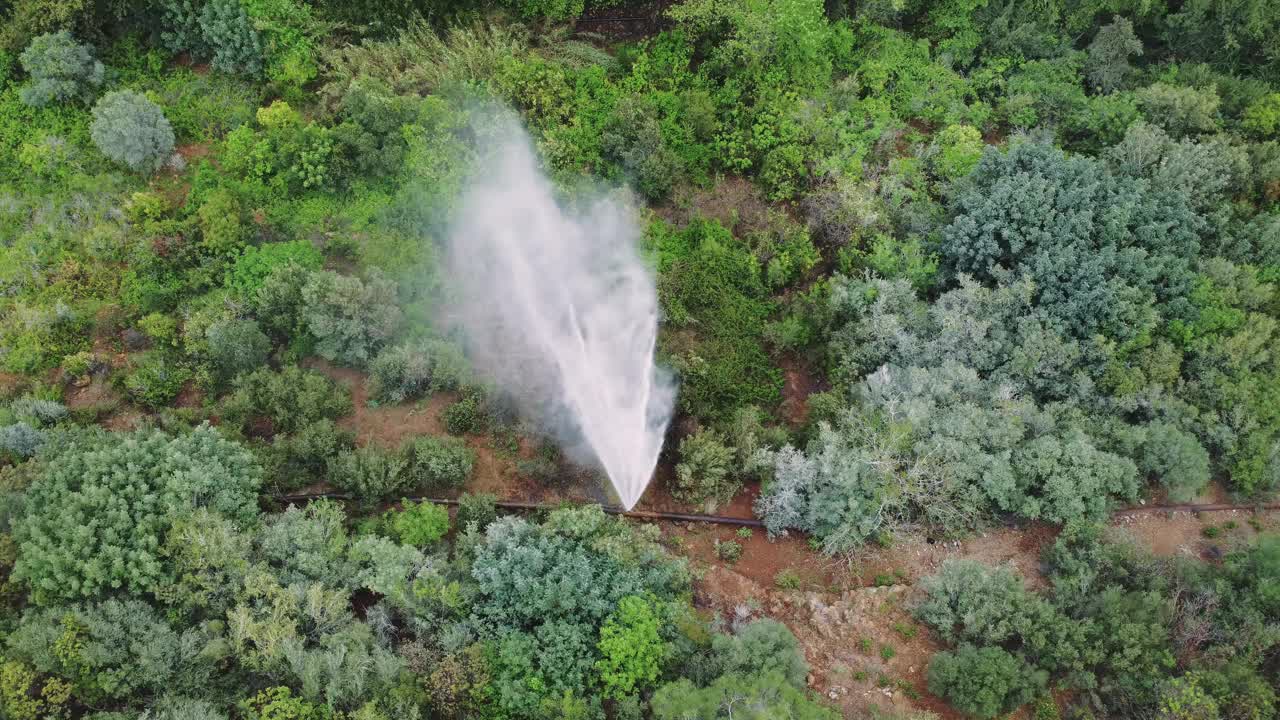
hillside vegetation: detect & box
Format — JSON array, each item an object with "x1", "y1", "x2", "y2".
[{"x1": 0, "y1": 0, "x2": 1277, "y2": 717}]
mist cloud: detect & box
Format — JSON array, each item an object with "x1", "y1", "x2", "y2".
[{"x1": 442, "y1": 114, "x2": 675, "y2": 509}]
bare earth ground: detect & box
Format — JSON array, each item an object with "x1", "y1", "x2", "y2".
[{"x1": 675, "y1": 506, "x2": 1277, "y2": 719}]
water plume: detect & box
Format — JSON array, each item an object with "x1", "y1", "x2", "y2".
[{"x1": 443, "y1": 115, "x2": 675, "y2": 510}]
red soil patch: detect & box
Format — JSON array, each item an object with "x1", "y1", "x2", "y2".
[
  {"x1": 63, "y1": 377, "x2": 121, "y2": 412},
  {"x1": 1112, "y1": 506, "x2": 1275, "y2": 560},
  {"x1": 0, "y1": 373, "x2": 24, "y2": 400},
  {"x1": 174, "y1": 381, "x2": 205, "y2": 409},
  {"x1": 177, "y1": 143, "x2": 212, "y2": 162},
  {"x1": 690, "y1": 558, "x2": 957, "y2": 718},
  {"x1": 656, "y1": 176, "x2": 776, "y2": 235},
  {"x1": 778, "y1": 354, "x2": 825, "y2": 428}
]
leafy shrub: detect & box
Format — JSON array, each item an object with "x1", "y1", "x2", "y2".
[
  {"x1": 1136, "y1": 83, "x2": 1221, "y2": 136},
  {"x1": 240, "y1": 0, "x2": 322, "y2": 94},
  {"x1": 500, "y1": 0, "x2": 584, "y2": 21},
  {"x1": 90, "y1": 90, "x2": 175, "y2": 174},
  {"x1": 221, "y1": 365, "x2": 352, "y2": 435},
  {"x1": 301, "y1": 270, "x2": 401, "y2": 367},
  {"x1": 387, "y1": 499, "x2": 449, "y2": 547},
  {"x1": 930, "y1": 124, "x2": 984, "y2": 181},
  {"x1": 595, "y1": 595, "x2": 667, "y2": 699},
  {"x1": 369, "y1": 338, "x2": 469, "y2": 404},
  {"x1": 197, "y1": 189, "x2": 246, "y2": 254},
  {"x1": 241, "y1": 687, "x2": 329, "y2": 720},
  {"x1": 327, "y1": 445, "x2": 412, "y2": 502},
  {"x1": 226, "y1": 243, "x2": 323, "y2": 300},
  {"x1": 199, "y1": 0, "x2": 263, "y2": 76},
  {"x1": 650, "y1": 218, "x2": 781, "y2": 420},
  {"x1": 651, "y1": 671, "x2": 838, "y2": 719},
  {"x1": 673, "y1": 428, "x2": 736, "y2": 511},
  {"x1": 456, "y1": 492, "x2": 498, "y2": 531},
  {"x1": 12, "y1": 425, "x2": 260, "y2": 602},
  {"x1": 0, "y1": 660, "x2": 70, "y2": 720},
  {"x1": 122, "y1": 354, "x2": 192, "y2": 409},
  {"x1": 1242, "y1": 93, "x2": 1280, "y2": 138},
  {"x1": 1140, "y1": 422, "x2": 1211, "y2": 503},
  {"x1": 404, "y1": 435, "x2": 474, "y2": 490},
  {"x1": 927, "y1": 645, "x2": 1047, "y2": 719},
  {"x1": 205, "y1": 318, "x2": 271, "y2": 382},
  {"x1": 18, "y1": 31, "x2": 103, "y2": 107},
  {"x1": 443, "y1": 388, "x2": 487, "y2": 435},
  {"x1": 138, "y1": 312, "x2": 179, "y2": 347}
]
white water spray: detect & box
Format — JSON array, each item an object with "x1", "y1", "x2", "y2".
[{"x1": 444, "y1": 117, "x2": 676, "y2": 510}]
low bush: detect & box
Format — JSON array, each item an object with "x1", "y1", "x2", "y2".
[
  {"x1": 456, "y1": 492, "x2": 498, "y2": 531},
  {"x1": 387, "y1": 499, "x2": 449, "y2": 547},
  {"x1": 673, "y1": 428, "x2": 736, "y2": 511},
  {"x1": 369, "y1": 338, "x2": 469, "y2": 404},
  {"x1": 927, "y1": 645, "x2": 1047, "y2": 719},
  {"x1": 205, "y1": 318, "x2": 271, "y2": 383},
  {"x1": 404, "y1": 435, "x2": 474, "y2": 490},
  {"x1": 220, "y1": 366, "x2": 352, "y2": 435},
  {"x1": 261, "y1": 418, "x2": 353, "y2": 492},
  {"x1": 327, "y1": 445, "x2": 412, "y2": 502}
]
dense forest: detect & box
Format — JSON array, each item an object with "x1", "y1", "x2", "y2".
[{"x1": 0, "y1": 0, "x2": 1277, "y2": 717}]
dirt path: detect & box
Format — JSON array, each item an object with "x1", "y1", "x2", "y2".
[{"x1": 673, "y1": 508, "x2": 1279, "y2": 719}]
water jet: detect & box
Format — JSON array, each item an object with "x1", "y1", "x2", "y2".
[{"x1": 444, "y1": 117, "x2": 675, "y2": 510}]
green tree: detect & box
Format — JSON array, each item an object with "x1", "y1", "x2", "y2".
[
  {"x1": 17, "y1": 31, "x2": 102, "y2": 107},
  {"x1": 927, "y1": 645, "x2": 1047, "y2": 719},
  {"x1": 199, "y1": 0, "x2": 263, "y2": 76},
  {"x1": 1085, "y1": 17, "x2": 1142, "y2": 93},
  {"x1": 205, "y1": 318, "x2": 271, "y2": 383},
  {"x1": 12, "y1": 426, "x2": 261, "y2": 602},
  {"x1": 595, "y1": 595, "x2": 667, "y2": 699},
  {"x1": 7, "y1": 600, "x2": 212, "y2": 702},
  {"x1": 1140, "y1": 423, "x2": 1211, "y2": 503},
  {"x1": 301, "y1": 270, "x2": 401, "y2": 367},
  {"x1": 89, "y1": 90, "x2": 175, "y2": 175}
]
